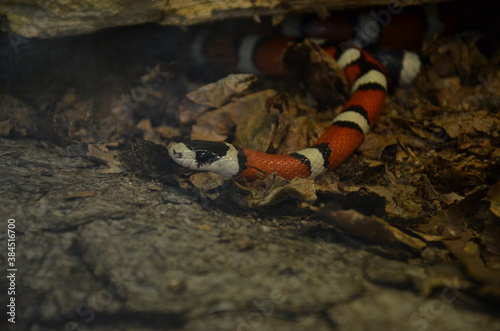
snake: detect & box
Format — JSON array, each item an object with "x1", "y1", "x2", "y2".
[{"x1": 168, "y1": 43, "x2": 421, "y2": 181}]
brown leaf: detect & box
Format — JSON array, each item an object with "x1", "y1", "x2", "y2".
[
  {"x1": 278, "y1": 115, "x2": 326, "y2": 154},
  {"x1": 178, "y1": 98, "x2": 210, "y2": 125},
  {"x1": 365, "y1": 185, "x2": 422, "y2": 220},
  {"x1": 87, "y1": 144, "x2": 123, "y2": 174},
  {"x1": 186, "y1": 74, "x2": 257, "y2": 108},
  {"x1": 480, "y1": 224, "x2": 500, "y2": 270},
  {"x1": 486, "y1": 181, "x2": 500, "y2": 217},
  {"x1": 447, "y1": 241, "x2": 500, "y2": 285},
  {"x1": 137, "y1": 118, "x2": 181, "y2": 144},
  {"x1": 233, "y1": 93, "x2": 287, "y2": 152},
  {"x1": 283, "y1": 39, "x2": 347, "y2": 108},
  {"x1": 179, "y1": 74, "x2": 257, "y2": 126},
  {"x1": 420, "y1": 205, "x2": 500, "y2": 294},
  {"x1": 64, "y1": 190, "x2": 97, "y2": 200},
  {"x1": 358, "y1": 133, "x2": 428, "y2": 160},
  {"x1": 235, "y1": 93, "x2": 328, "y2": 154},
  {"x1": 240, "y1": 176, "x2": 317, "y2": 208},
  {"x1": 0, "y1": 119, "x2": 27, "y2": 137},
  {"x1": 191, "y1": 90, "x2": 275, "y2": 141},
  {"x1": 433, "y1": 110, "x2": 499, "y2": 139},
  {"x1": 323, "y1": 209, "x2": 426, "y2": 250},
  {"x1": 234, "y1": 92, "x2": 313, "y2": 153},
  {"x1": 188, "y1": 172, "x2": 229, "y2": 201}
]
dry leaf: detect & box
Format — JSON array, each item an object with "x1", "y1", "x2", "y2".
[
  {"x1": 137, "y1": 118, "x2": 181, "y2": 144},
  {"x1": 486, "y1": 181, "x2": 500, "y2": 217},
  {"x1": 87, "y1": 144, "x2": 124, "y2": 174},
  {"x1": 323, "y1": 209, "x2": 426, "y2": 250},
  {"x1": 186, "y1": 74, "x2": 257, "y2": 108},
  {"x1": 240, "y1": 176, "x2": 317, "y2": 208},
  {"x1": 365, "y1": 185, "x2": 422, "y2": 220},
  {"x1": 64, "y1": 190, "x2": 97, "y2": 200},
  {"x1": 188, "y1": 172, "x2": 230, "y2": 201},
  {"x1": 191, "y1": 90, "x2": 275, "y2": 141},
  {"x1": 179, "y1": 74, "x2": 257, "y2": 126},
  {"x1": 433, "y1": 111, "x2": 499, "y2": 139},
  {"x1": 0, "y1": 119, "x2": 27, "y2": 137},
  {"x1": 283, "y1": 39, "x2": 347, "y2": 108}
]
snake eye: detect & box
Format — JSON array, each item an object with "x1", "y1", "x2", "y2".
[{"x1": 195, "y1": 150, "x2": 219, "y2": 166}]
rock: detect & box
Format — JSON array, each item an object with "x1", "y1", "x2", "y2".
[
  {"x1": 0, "y1": 0, "x2": 447, "y2": 38},
  {"x1": 2, "y1": 137, "x2": 499, "y2": 330}
]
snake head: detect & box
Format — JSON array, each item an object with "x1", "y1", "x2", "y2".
[{"x1": 168, "y1": 141, "x2": 243, "y2": 178}]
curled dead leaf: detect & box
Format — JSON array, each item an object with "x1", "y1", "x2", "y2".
[
  {"x1": 191, "y1": 90, "x2": 276, "y2": 141},
  {"x1": 283, "y1": 39, "x2": 347, "y2": 108},
  {"x1": 87, "y1": 144, "x2": 123, "y2": 174},
  {"x1": 179, "y1": 74, "x2": 257, "y2": 126},
  {"x1": 137, "y1": 118, "x2": 181, "y2": 144},
  {"x1": 365, "y1": 185, "x2": 422, "y2": 220},
  {"x1": 186, "y1": 74, "x2": 257, "y2": 108},
  {"x1": 187, "y1": 172, "x2": 230, "y2": 201},
  {"x1": 433, "y1": 111, "x2": 499, "y2": 139},
  {"x1": 323, "y1": 209, "x2": 426, "y2": 250},
  {"x1": 64, "y1": 190, "x2": 97, "y2": 200},
  {"x1": 358, "y1": 133, "x2": 428, "y2": 160},
  {"x1": 486, "y1": 181, "x2": 500, "y2": 217},
  {"x1": 0, "y1": 119, "x2": 27, "y2": 137},
  {"x1": 239, "y1": 176, "x2": 317, "y2": 208}
]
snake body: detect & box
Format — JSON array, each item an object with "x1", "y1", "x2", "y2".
[{"x1": 168, "y1": 45, "x2": 420, "y2": 180}]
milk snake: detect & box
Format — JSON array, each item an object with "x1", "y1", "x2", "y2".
[{"x1": 167, "y1": 5, "x2": 440, "y2": 181}]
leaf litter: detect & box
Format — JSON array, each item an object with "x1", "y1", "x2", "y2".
[{"x1": 159, "y1": 37, "x2": 500, "y2": 302}]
